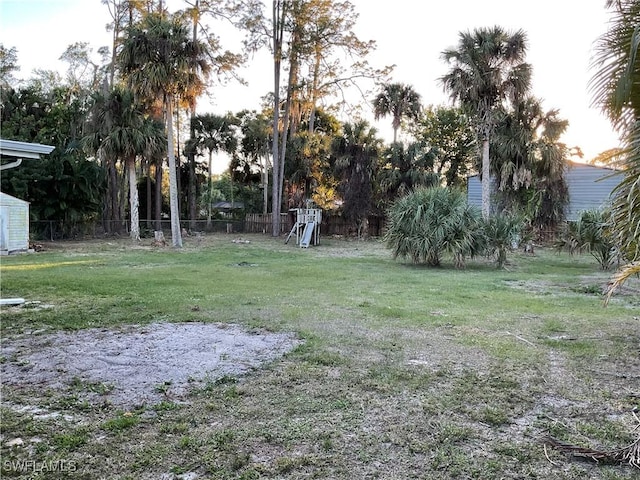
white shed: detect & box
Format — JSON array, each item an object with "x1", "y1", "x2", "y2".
[
  {"x1": 1, "y1": 138, "x2": 55, "y2": 254},
  {"x1": 0, "y1": 192, "x2": 30, "y2": 254}
]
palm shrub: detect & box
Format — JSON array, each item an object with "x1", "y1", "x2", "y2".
[
  {"x1": 385, "y1": 187, "x2": 484, "y2": 267},
  {"x1": 555, "y1": 209, "x2": 618, "y2": 270},
  {"x1": 483, "y1": 212, "x2": 524, "y2": 268}
]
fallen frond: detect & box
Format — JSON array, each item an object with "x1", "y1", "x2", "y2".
[
  {"x1": 543, "y1": 432, "x2": 640, "y2": 469},
  {"x1": 604, "y1": 261, "x2": 640, "y2": 305}
]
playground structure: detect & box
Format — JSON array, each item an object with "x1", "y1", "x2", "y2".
[{"x1": 285, "y1": 208, "x2": 322, "y2": 247}]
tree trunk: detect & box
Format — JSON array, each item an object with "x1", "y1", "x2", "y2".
[
  {"x1": 207, "y1": 150, "x2": 213, "y2": 229},
  {"x1": 154, "y1": 159, "x2": 163, "y2": 231},
  {"x1": 263, "y1": 153, "x2": 269, "y2": 215},
  {"x1": 127, "y1": 156, "x2": 141, "y2": 241},
  {"x1": 277, "y1": 52, "x2": 297, "y2": 217},
  {"x1": 119, "y1": 164, "x2": 128, "y2": 233},
  {"x1": 481, "y1": 137, "x2": 491, "y2": 219},
  {"x1": 176, "y1": 109, "x2": 183, "y2": 218},
  {"x1": 188, "y1": 1, "x2": 199, "y2": 231},
  {"x1": 110, "y1": 160, "x2": 119, "y2": 233},
  {"x1": 166, "y1": 98, "x2": 183, "y2": 247},
  {"x1": 188, "y1": 148, "x2": 196, "y2": 231},
  {"x1": 146, "y1": 162, "x2": 152, "y2": 226},
  {"x1": 271, "y1": 0, "x2": 285, "y2": 237},
  {"x1": 308, "y1": 50, "x2": 321, "y2": 134}
]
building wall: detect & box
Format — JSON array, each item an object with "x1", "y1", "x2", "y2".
[
  {"x1": 564, "y1": 163, "x2": 622, "y2": 221},
  {"x1": 466, "y1": 162, "x2": 622, "y2": 221},
  {"x1": 0, "y1": 192, "x2": 30, "y2": 253}
]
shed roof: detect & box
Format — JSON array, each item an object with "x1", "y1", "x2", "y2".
[
  {"x1": 212, "y1": 201, "x2": 244, "y2": 210},
  {"x1": 0, "y1": 192, "x2": 29, "y2": 206},
  {"x1": 0, "y1": 138, "x2": 55, "y2": 159}
]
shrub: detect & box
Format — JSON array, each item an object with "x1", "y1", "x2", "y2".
[
  {"x1": 384, "y1": 187, "x2": 484, "y2": 268},
  {"x1": 555, "y1": 209, "x2": 618, "y2": 269},
  {"x1": 483, "y1": 213, "x2": 525, "y2": 268}
]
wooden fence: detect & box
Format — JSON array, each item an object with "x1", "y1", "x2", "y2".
[
  {"x1": 31, "y1": 213, "x2": 387, "y2": 241},
  {"x1": 244, "y1": 213, "x2": 292, "y2": 234}
]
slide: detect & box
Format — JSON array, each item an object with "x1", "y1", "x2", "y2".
[{"x1": 300, "y1": 222, "x2": 315, "y2": 248}]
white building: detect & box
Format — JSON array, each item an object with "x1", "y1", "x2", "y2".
[{"x1": 0, "y1": 139, "x2": 55, "y2": 254}]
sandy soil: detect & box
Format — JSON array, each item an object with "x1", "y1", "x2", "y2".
[{"x1": 1, "y1": 322, "x2": 300, "y2": 407}]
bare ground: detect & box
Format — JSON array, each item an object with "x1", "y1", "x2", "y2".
[{"x1": 1, "y1": 322, "x2": 300, "y2": 408}]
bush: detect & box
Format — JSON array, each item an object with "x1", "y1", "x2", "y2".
[
  {"x1": 384, "y1": 187, "x2": 484, "y2": 268},
  {"x1": 483, "y1": 213, "x2": 524, "y2": 268},
  {"x1": 555, "y1": 209, "x2": 618, "y2": 269}
]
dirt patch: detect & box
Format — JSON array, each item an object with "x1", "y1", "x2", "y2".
[{"x1": 1, "y1": 322, "x2": 300, "y2": 408}]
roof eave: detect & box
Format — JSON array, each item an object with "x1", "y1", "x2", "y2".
[{"x1": 0, "y1": 138, "x2": 55, "y2": 159}]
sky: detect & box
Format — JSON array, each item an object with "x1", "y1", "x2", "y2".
[{"x1": 0, "y1": 0, "x2": 621, "y2": 167}]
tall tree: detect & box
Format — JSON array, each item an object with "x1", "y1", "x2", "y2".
[
  {"x1": 237, "y1": 110, "x2": 272, "y2": 214},
  {"x1": 0, "y1": 44, "x2": 20, "y2": 89},
  {"x1": 269, "y1": 0, "x2": 288, "y2": 236},
  {"x1": 1, "y1": 84, "x2": 106, "y2": 238},
  {"x1": 179, "y1": 0, "x2": 244, "y2": 230},
  {"x1": 373, "y1": 82, "x2": 422, "y2": 144},
  {"x1": 234, "y1": 0, "x2": 389, "y2": 236},
  {"x1": 377, "y1": 141, "x2": 439, "y2": 204},
  {"x1": 332, "y1": 120, "x2": 381, "y2": 238},
  {"x1": 590, "y1": 0, "x2": 640, "y2": 299},
  {"x1": 491, "y1": 97, "x2": 570, "y2": 229},
  {"x1": 119, "y1": 11, "x2": 211, "y2": 247},
  {"x1": 188, "y1": 112, "x2": 239, "y2": 227},
  {"x1": 440, "y1": 26, "x2": 531, "y2": 219},
  {"x1": 409, "y1": 105, "x2": 476, "y2": 188},
  {"x1": 84, "y1": 86, "x2": 165, "y2": 241}
]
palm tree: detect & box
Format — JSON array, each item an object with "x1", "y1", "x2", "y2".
[
  {"x1": 378, "y1": 141, "x2": 439, "y2": 204},
  {"x1": 119, "y1": 12, "x2": 210, "y2": 247},
  {"x1": 590, "y1": 0, "x2": 640, "y2": 301},
  {"x1": 189, "y1": 113, "x2": 239, "y2": 227},
  {"x1": 440, "y1": 26, "x2": 531, "y2": 219},
  {"x1": 332, "y1": 120, "x2": 381, "y2": 239},
  {"x1": 84, "y1": 87, "x2": 165, "y2": 241},
  {"x1": 373, "y1": 82, "x2": 422, "y2": 144},
  {"x1": 491, "y1": 96, "x2": 570, "y2": 230},
  {"x1": 238, "y1": 111, "x2": 272, "y2": 214}
]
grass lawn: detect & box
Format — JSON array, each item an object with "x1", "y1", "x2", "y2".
[{"x1": 1, "y1": 234, "x2": 638, "y2": 479}]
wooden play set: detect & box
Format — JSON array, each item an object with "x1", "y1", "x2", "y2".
[{"x1": 285, "y1": 208, "x2": 322, "y2": 247}]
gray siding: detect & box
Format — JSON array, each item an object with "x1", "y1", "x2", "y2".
[
  {"x1": 466, "y1": 176, "x2": 497, "y2": 213},
  {"x1": 565, "y1": 163, "x2": 621, "y2": 221},
  {"x1": 467, "y1": 175, "x2": 482, "y2": 208},
  {"x1": 466, "y1": 162, "x2": 622, "y2": 221}
]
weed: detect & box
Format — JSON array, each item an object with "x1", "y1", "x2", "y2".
[
  {"x1": 69, "y1": 377, "x2": 114, "y2": 395},
  {"x1": 178, "y1": 436, "x2": 197, "y2": 449},
  {"x1": 102, "y1": 412, "x2": 139, "y2": 432},
  {"x1": 154, "y1": 381, "x2": 172, "y2": 394},
  {"x1": 479, "y1": 406, "x2": 510, "y2": 426},
  {"x1": 211, "y1": 429, "x2": 236, "y2": 451},
  {"x1": 152, "y1": 401, "x2": 181, "y2": 412},
  {"x1": 159, "y1": 422, "x2": 189, "y2": 434},
  {"x1": 215, "y1": 374, "x2": 238, "y2": 385},
  {"x1": 53, "y1": 428, "x2": 88, "y2": 451}
]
